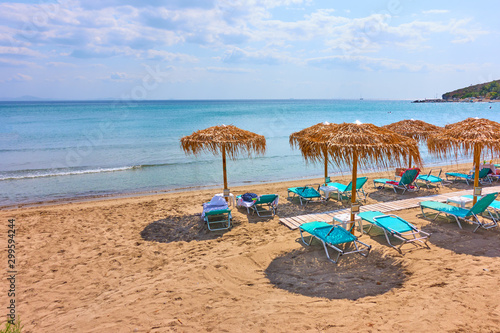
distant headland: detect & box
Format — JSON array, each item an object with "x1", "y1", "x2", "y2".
[{"x1": 413, "y1": 79, "x2": 500, "y2": 103}]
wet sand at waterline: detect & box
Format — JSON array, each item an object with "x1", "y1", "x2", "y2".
[{"x1": 1, "y1": 162, "x2": 500, "y2": 332}]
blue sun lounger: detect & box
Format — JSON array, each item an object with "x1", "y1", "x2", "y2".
[
  {"x1": 461, "y1": 194, "x2": 500, "y2": 221},
  {"x1": 358, "y1": 211, "x2": 430, "y2": 252},
  {"x1": 204, "y1": 209, "x2": 232, "y2": 231},
  {"x1": 324, "y1": 177, "x2": 368, "y2": 201},
  {"x1": 299, "y1": 221, "x2": 371, "y2": 264},
  {"x1": 252, "y1": 194, "x2": 279, "y2": 217},
  {"x1": 416, "y1": 168, "x2": 444, "y2": 188},
  {"x1": 445, "y1": 168, "x2": 491, "y2": 185},
  {"x1": 419, "y1": 192, "x2": 498, "y2": 232},
  {"x1": 373, "y1": 168, "x2": 420, "y2": 194},
  {"x1": 287, "y1": 185, "x2": 323, "y2": 206}
]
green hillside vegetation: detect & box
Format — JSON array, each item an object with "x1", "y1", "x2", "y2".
[{"x1": 442, "y1": 80, "x2": 500, "y2": 100}]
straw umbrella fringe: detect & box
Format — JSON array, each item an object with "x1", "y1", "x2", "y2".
[
  {"x1": 290, "y1": 122, "x2": 338, "y2": 181},
  {"x1": 180, "y1": 125, "x2": 266, "y2": 191},
  {"x1": 427, "y1": 117, "x2": 500, "y2": 204},
  {"x1": 383, "y1": 119, "x2": 442, "y2": 143},
  {"x1": 298, "y1": 123, "x2": 422, "y2": 168},
  {"x1": 383, "y1": 119, "x2": 442, "y2": 168}
]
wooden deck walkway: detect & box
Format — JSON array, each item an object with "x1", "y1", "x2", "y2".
[{"x1": 279, "y1": 186, "x2": 500, "y2": 230}]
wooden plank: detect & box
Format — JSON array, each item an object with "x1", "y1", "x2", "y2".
[
  {"x1": 284, "y1": 217, "x2": 303, "y2": 229},
  {"x1": 297, "y1": 214, "x2": 316, "y2": 222},
  {"x1": 279, "y1": 218, "x2": 299, "y2": 230},
  {"x1": 364, "y1": 203, "x2": 385, "y2": 211},
  {"x1": 370, "y1": 203, "x2": 393, "y2": 211},
  {"x1": 386, "y1": 202, "x2": 417, "y2": 210},
  {"x1": 293, "y1": 215, "x2": 309, "y2": 223},
  {"x1": 379, "y1": 202, "x2": 403, "y2": 209},
  {"x1": 314, "y1": 213, "x2": 334, "y2": 221}
]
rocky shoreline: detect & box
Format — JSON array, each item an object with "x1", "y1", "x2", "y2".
[{"x1": 412, "y1": 98, "x2": 499, "y2": 103}]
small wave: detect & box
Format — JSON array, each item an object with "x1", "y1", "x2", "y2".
[{"x1": 0, "y1": 166, "x2": 139, "y2": 181}]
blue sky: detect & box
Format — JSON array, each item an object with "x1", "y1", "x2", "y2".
[{"x1": 0, "y1": 0, "x2": 498, "y2": 100}]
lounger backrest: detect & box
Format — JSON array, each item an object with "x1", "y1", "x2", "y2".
[
  {"x1": 478, "y1": 168, "x2": 490, "y2": 178},
  {"x1": 343, "y1": 177, "x2": 368, "y2": 192},
  {"x1": 426, "y1": 168, "x2": 442, "y2": 178},
  {"x1": 344, "y1": 181, "x2": 353, "y2": 192},
  {"x1": 399, "y1": 168, "x2": 419, "y2": 185},
  {"x1": 256, "y1": 194, "x2": 278, "y2": 204},
  {"x1": 355, "y1": 177, "x2": 368, "y2": 190},
  {"x1": 470, "y1": 168, "x2": 490, "y2": 179},
  {"x1": 467, "y1": 192, "x2": 498, "y2": 216}
]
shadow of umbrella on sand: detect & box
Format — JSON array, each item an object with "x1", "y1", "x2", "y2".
[
  {"x1": 180, "y1": 125, "x2": 266, "y2": 198},
  {"x1": 383, "y1": 119, "x2": 442, "y2": 169},
  {"x1": 427, "y1": 117, "x2": 500, "y2": 205},
  {"x1": 290, "y1": 121, "x2": 338, "y2": 182},
  {"x1": 298, "y1": 121, "x2": 422, "y2": 231}
]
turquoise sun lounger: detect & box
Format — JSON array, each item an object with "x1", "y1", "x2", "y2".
[
  {"x1": 461, "y1": 194, "x2": 500, "y2": 222},
  {"x1": 373, "y1": 168, "x2": 420, "y2": 194},
  {"x1": 358, "y1": 211, "x2": 430, "y2": 252},
  {"x1": 287, "y1": 185, "x2": 323, "y2": 206},
  {"x1": 445, "y1": 168, "x2": 491, "y2": 185},
  {"x1": 416, "y1": 168, "x2": 444, "y2": 188},
  {"x1": 252, "y1": 194, "x2": 279, "y2": 217},
  {"x1": 324, "y1": 177, "x2": 368, "y2": 201},
  {"x1": 299, "y1": 221, "x2": 371, "y2": 264},
  {"x1": 419, "y1": 192, "x2": 498, "y2": 232},
  {"x1": 204, "y1": 209, "x2": 232, "y2": 231}
]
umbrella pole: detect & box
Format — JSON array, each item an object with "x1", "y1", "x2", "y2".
[
  {"x1": 222, "y1": 145, "x2": 229, "y2": 203},
  {"x1": 323, "y1": 147, "x2": 328, "y2": 182},
  {"x1": 408, "y1": 155, "x2": 412, "y2": 169},
  {"x1": 350, "y1": 152, "x2": 358, "y2": 235},
  {"x1": 473, "y1": 145, "x2": 480, "y2": 205}
]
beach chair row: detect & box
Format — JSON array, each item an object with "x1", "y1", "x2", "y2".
[
  {"x1": 300, "y1": 191, "x2": 499, "y2": 264},
  {"x1": 202, "y1": 193, "x2": 280, "y2": 231},
  {"x1": 288, "y1": 167, "x2": 498, "y2": 206}
]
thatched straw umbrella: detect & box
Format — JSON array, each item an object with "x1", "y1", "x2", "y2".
[
  {"x1": 180, "y1": 125, "x2": 266, "y2": 196},
  {"x1": 290, "y1": 122, "x2": 338, "y2": 182},
  {"x1": 427, "y1": 117, "x2": 500, "y2": 205},
  {"x1": 383, "y1": 119, "x2": 442, "y2": 168},
  {"x1": 298, "y1": 121, "x2": 422, "y2": 228}
]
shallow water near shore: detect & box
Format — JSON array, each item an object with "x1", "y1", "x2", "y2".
[{"x1": 0, "y1": 99, "x2": 496, "y2": 207}]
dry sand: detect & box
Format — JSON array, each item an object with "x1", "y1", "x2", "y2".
[{"x1": 1, "y1": 163, "x2": 500, "y2": 332}]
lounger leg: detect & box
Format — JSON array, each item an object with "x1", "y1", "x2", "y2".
[
  {"x1": 364, "y1": 223, "x2": 374, "y2": 235},
  {"x1": 322, "y1": 241, "x2": 343, "y2": 264},
  {"x1": 299, "y1": 229, "x2": 314, "y2": 246},
  {"x1": 382, "y1": 229, "x2": 400, "y2": 252},
  {"x1": 420, "y1": 205, "x2": 427, "y2": 218},
  {"x1": 451, "y1": 215, "x2": 462, "y2": 229}
]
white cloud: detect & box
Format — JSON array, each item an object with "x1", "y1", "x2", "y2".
[
  {"x1": 46, "y1": 61, "x2": 78, "y2": 67},
  {"x1": 422, "y1": 10, "x2": 450, "y2": 15},
  {"x1": 307, "y1": 55, "x2": 424, "y2": 72},
  {"x1": 220, "y1": 47, "x2": 294, "y2": 65},
  {"x1": 0, "y1": 58, "x2": 37, "y2": 67},
  {"x1": 7, "y1": 73, "x2": 32, "y2": 82},
  {"x1": 0, "y1": 46, "x2": 44, "y2": 57},
  {"x1": 204, "y1": 66, "x2": 255, "y2": 73},
  {"x1": 109, "y1": 72, "x2": 130, "y2": 81},
  {"x1": 145, "y1": 50, "x2": 198, "y2": 62}
]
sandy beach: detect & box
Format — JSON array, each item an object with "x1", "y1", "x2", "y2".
[{"x1": 1, "y1": 162, "x2": 500, "y2": 332}]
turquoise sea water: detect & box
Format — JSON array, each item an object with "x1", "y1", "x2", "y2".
[{"x1": 0, "y1": 99, "x2": 496, "y2": 207}]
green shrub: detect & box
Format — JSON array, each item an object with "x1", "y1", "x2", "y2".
[{"x1": 0, "y1": 318, "x2": 23, "y2": 333}]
